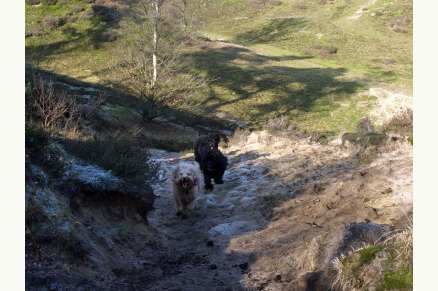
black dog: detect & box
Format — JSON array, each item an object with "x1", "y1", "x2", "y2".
[
  {"x1": 199, "y1": 147, "x2": 227, "y2": 191},
  {"x1": 194, "y1": 133, "x2": 221, "y2": 164}
]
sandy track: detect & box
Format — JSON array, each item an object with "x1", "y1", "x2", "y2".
[{"x1": 145, "y1": 131, "x2": 412, "y2": 290}]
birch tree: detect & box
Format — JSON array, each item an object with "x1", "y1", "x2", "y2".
[
  {"x1": 152, "y1": 0, "x2": 160, "y2": 87},
  {"x1": 108, "y1": 0, "x2": 208, "y2": 120}
]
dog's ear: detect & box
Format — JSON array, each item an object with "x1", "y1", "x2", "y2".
[
  {"x1": 191, "y1": 168, "x2": 200, "y2": 186},
  {"x1": 172, "y1": 165, "x2": 180, "y2": 181}
]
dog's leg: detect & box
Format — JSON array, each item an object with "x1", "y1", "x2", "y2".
[
  {"x1": 181, "y1": 204, "x2": 188, "y2": 219},
  {"x1": 204, "y1": 174, "x2": 213, "y2": 190},
  {"x1": 214, "y1": 176, "x2": 224, "y2": 184},
  {"x1": 174, "y1": 198, "x2": 182, "y2": 216}
]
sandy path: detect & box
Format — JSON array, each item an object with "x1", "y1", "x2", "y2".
[{"x1": 144, "y1": 130, "x2": 413, "y2": 290}]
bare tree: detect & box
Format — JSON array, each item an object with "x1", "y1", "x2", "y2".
[
  {"x1": 30, "y1": 77, "x2": 81, "y2": 131},
  {"x1": 107, "y1": 0, "x2": 209, "y2": 120}
]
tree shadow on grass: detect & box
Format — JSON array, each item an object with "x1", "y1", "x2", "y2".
[
  {"x1": 187, "y1": 43, "x2": 364, "y2": 121},
  {"x1": 234, "y1": 17, "x2": 308, "y2": 45},
  {"x1": 25, "y1": 65, "x2": 236, "y2": 151}
]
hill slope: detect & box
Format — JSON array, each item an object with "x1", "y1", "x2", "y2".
[
  {"x1": 26, "y1": 129, "x2": 413, "y2": 289},
  {"x1": 25, "y1": 0, "x2": 413, "y2": 135}
]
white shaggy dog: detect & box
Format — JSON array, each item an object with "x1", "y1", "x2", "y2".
[{"x1": 172, "y1": 162, "x2": 204, "y2": 219}]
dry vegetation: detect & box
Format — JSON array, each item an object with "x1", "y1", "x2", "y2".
[
  {"x1": 27, "y1": 77, "x2": 81, "y2": 131},
  {"x1": 333, "y1": 224, "x2": 413, "y2": 291}
]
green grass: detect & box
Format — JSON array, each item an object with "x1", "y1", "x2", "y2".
[
  {"x1": 377, "y1": 246, "x2": 413, "y2": 290},
  {"x1": 377, "y1": 269, "x2": 413, "y2": 290},
  {"x1": 357, "y1": 246, "x2": 382, "y2": 269},
  {"x1": 186, "y1": 0, "x2": 412, "y2": 133},
  {"x1": 26, "y1": 0, "x2": 412, "y2": 135},
  {"x1": 187, "y1": 40, "x2": 385, "y2": 133},
  {"x1": 195, "y1": 0, "x2": 412, "y2": 87},
  {"x1": 25, "y1": 1, "x2": 119, "y2": 82}
]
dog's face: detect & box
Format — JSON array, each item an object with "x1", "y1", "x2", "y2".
[
  {"x1": 174, "y1": 165, "x2": 195, "y2": 190},
  {"x1": 204, "y1": 133, "x2": 220, "y2": 149},
  {"x1": 204, "y1": 137, "x2": 218, "y2": 150}
]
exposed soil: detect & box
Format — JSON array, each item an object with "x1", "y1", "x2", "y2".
[{"x1": 26, "y1": 130, "x2": 412, "y2": 290}]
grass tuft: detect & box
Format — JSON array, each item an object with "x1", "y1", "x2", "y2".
[
  {"x1": 332, "y1": 225, "x2": 413, "y2": 291},
  {"x1": 43, "y1": 15, "x2": 64, "y2": 30}
]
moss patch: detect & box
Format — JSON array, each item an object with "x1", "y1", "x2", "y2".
[
  {"x1": 357, "y1": 246, "x2": 382, "y2": 269},
  {"x1": 377, "y1": 268, "x2": 413, "y2": 291}
]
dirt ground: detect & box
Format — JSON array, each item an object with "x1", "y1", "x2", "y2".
[
  {"x1": 146, "y1": 130, "x2": 412, "y2": 290},
  {"x1": 25, "y1": 130, "x2": 412, "y2": 290}
]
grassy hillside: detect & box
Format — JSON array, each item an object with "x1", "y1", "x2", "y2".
[
  {"x1": 188, "y1": 0, "x2": 412, "y2": 133},
  {"x1": 25, "y1": 0, "x2": 413, "y2": 135},
  {"x1": 25, "y1": 0, "x2": 121, "y2": 82},
  {"x1": 196, "y1": 0, "x2": 412, "y2": 84}
]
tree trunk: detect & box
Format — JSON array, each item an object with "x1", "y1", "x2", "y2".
[{"x1": 152, "y1": 0, "x2": 159, "y2": 88}]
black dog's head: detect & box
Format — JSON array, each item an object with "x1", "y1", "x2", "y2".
[{"x1": 204, "y1": 133, "x2": 220, "y2": 150}]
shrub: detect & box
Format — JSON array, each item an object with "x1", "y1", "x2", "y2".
[
  {"x1": 28, "y1": 77, "x2": 81, "y2": 131},
  {"x1": 310, "y1": 131, "x2": 328, "y2": 144},
  {"x1": 82, "y1": 12, "x2": 95, "y2": 20},
  {"x1": 25, "y1": 124, "x2": 50, "y2": 161},
  {"x1": 25, "y1": 123, "x2": 71, "y2": 178},
  {"x1": 92, "y1": 5, "x2": 118, "y2": 22},
  {"x1": 41, "y1": 0, "x2": 58, "y2": 4},
  {"x1": 315, "y1": 45, "x2": 338, "y2": 55},
  {"x1": 356, "y1": 117, "x2": 375, "y2": 133},
  {"x1": 383, "y1": 108, "x2": 413, "y2": 134},
  {"x1": 62, "y1": 14, "x2": 78, "y2": 23},
  {"x1": 43, "y1": 15, "x2": 64, "y2": 30},
  {"x1": 25, "y1": 28, "x2": 48, "y2": 38},
  {"x1": 268, "y1": 0, "x2": 283, "y2": 6},
  {"x1": 264, "y1": 115, "x2": 292, "y2": 131},
  {"x1": 62, "y1": 133, "x2": 157, "y2": 185},
  {"x1": 227, "y1": 128, "x2": 251, "y2": 147},
  {"x1": 25, "y1": 0, "x2": 42, "y2": 4},
  {"x1": 99, "y1": 31, "x2": 117, "y2": 42},
  {"x1": 73, "y1": 5, "x2": 85, "y2": 13}
]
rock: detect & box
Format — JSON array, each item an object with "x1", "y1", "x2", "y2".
[
  {"x1": 208, "y1": 221, "x2": 253, "y2": 237},
  {"x1": 63, "y1": 164, "x2": 122, "y2": 193},
  {"x1": 54, "y1": 143, "x2": 155, "y2": 224},
  {"x1": 25, "y1": 169, "x2": 76, "y2": 243},
  {"x1": 336, "y1": 222, "x2": 390, "y2": 256}
]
